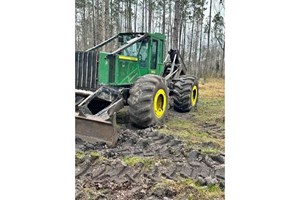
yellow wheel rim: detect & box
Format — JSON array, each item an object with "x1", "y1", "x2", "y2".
[
  {"x1": 191, "y1": 85, "x2": 198, "y2": 106},
  {"x1": 153, "y1": 89, "x2": 167, "y2": 118}
]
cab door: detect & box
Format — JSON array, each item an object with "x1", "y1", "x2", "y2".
[{"x1": 150, "y1": 39, "x2": 158, "y2": 74}]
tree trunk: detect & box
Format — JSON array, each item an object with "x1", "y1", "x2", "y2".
[
  {"x1": 110, "y1": 0, "x2": 113, "y2": 36},
  {"x1": 75, "y1": 6, "x2": 79, "y2": 50},
  {"x1": 178, "y1": 2, "x2": 184, "y2": 53},
  {"x1": 124, "y1": 1, "x2": 127, "y2": 31},
  {"x1": 168, "y1": 0, "x2": 172, "y2": 50},
  {"x1": 134, "y1": 0, "x2": 138, "y2": 32},
  {"x1": 198, "y1": 18, "x2": 203, "y2": 77},
  {"x1": 86, "y1": 3, "x2": 90, "y2": 48},
  {"x1": 210, "y1": 29, "x2": 215, "y2": 75},
  {"x1": 220, "y1": 44, "x2": 225, "y2": 77},
  {"x1": 162, "y1": 0, "x2": 166, "y2": 35},
  {"x1": 92, "y1": 0, "x2": 96, "y2": 46},
  {"x1": 148, "y1": 0, "x2": 152, "y2": 32},
  {"x1": 102, "y1": 0, "x2": 109, "y2": 51},
  {"x1": 181, "y1": 19, "x2": 186, "y2": 62},
  {"x1": 101, "y1": 0, "x2": 106, "y2": 41},
  {"x1": 172, "y1": 0, "x2": 180, "y2": 50},
  {"x1": 188, "y1": 10, "x2": 195, "y2": 65},
  {"x1": 82, "y1": 3, "x2": 87, "y2": 50},
  {"x1": 204, "y1": 0, "x2": 213, "y2": 82},
  {"x1": 116, "y1": 1, "x2": 120, "y2": 34},
  {"x1": 193, "y1": 21, "x2": 200, "y2": 76},
  {"x1": 128, "y1": 0, "x2": 132, "y2": 32},
  {"x1": 105, "y1": 0, "x2": 109, "y2": 39},
  {"x1": 96, "y1": 0, "x2": 102, "y2": 43},
  {"x1": 120, "y1": 3, "x2": 123, "y2": 32},
  {"x1": 142, "y1": 0, "x2": 145, "y2": 32},
  {"x1": 178, "y1": 7, "x2": 184, "y2": 52},
  {"x1": 145, "y1": 0, "x2": 147, "y2": 32}
]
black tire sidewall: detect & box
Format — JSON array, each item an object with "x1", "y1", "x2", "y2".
[
  {"x1": 173, "y1": 75, "x2": 199, "y2": 112},
  {"x1": 128, "y1": 75, "x2": 169, "y2": 128}
]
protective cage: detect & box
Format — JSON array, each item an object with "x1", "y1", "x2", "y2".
[{"x1": 75, "y1": 51, "x2": 99, "y2": 91}]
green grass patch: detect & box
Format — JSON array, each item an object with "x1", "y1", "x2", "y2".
[
  {"x1": 200, "y1": 147, "x2": 220, "y2": 155},
  {"x1": 153, "y1": 178, "x2": 224, "y2": 200},
  {"x1": 122, "y1": 156, "x2": 154, "y2": 169},
  {"x1": 160, "y1": 124, "x2": 224, "y2": 153},
  {"x1": 207, "y1": 184, "x2": 223, "y2": 193},
  {"x1": 196, "y1": 99, "x2": 225, "y2": 127},
  {"x1": 75, "y1": 151, "x2": 86, "y2": 166},
  {"x1": 76, "y1": 151, "x2": 108, "y2": 165},
  {"x1": 90, "y1": 151, "x2": 100, "y2": 159},
  {"x1": 199, "y1": 78, "x2": 225, "y2": 100},
  {"x1": 88, "y1": 151, "x2": 108, "y2": 165},
  {"x1": 180, "y1": 178, "x2": 224, "y2": 200},
  {"x1": 75, "y1": 151, "x2": 85, "y2": 159},
  {"x1": 159, "y1": 78, "x2": 225, "y2": 154}
]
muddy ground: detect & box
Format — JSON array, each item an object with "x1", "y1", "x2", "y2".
[{"x1": 76, "y1": 79, "x2": 225, "y2": 200}]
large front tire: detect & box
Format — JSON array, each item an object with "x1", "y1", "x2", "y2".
[
  {"x1": 173, "y1": 75, "x2": 199, "y2": 112},
  {"x1": 128, "y1": 75, "x2": 169, "y2": 128}
]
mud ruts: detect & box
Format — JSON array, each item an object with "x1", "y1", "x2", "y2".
[{"x1": 76, "y1": 128, "x2": 225, "y2": 200}]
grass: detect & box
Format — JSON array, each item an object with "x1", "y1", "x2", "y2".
[
  {"x1": 122, "y1": 156, "x2": 154, "y2": 170},
  {"x1": 83, "y1": 187, "x2": 104, "y2": 200},
  {"x1": 160, "y1": 125, "x2": 224, "y2": 153},
  {"x1": 159, "y1": 78, "x2": 225, "y2": 154},
  {"x1": 90, "y1": 151, "x2": 100, "y2": 159},
  {"x1": 200, "y1": 147, "x2": 220, "y2": 155},
  {"x1": 76, "y1": 150, "x2": 108, "y2": 166},
  {"x1": 181, "y1": 178, "x2": 224, "y2": 199},
  {"x1": 200, "y1": 78, "x2": 225, "y2": 100},
  {"x1": 76, "y1": 151, "x2": 85, "y2": 160},
  {"x1": 75, "y1": 151, "x2": 86, "y2": 166},
  {"x1": 153, "y1": 178, "x2": 224, "y2": 200},
  {"x1": 196, "y1": 78, "x2": 225, "y2": 121},
  {"x1": 197, "y1": 78, "x2": 225, "y2": 126}
]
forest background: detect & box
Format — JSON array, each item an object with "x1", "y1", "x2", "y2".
[{"x1": 75, "y1": 0, "x2": 225, "y2": 80}]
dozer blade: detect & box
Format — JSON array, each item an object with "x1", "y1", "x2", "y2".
[{"x1": 75, "y1": 113, "x2": 118, "y2": 146}]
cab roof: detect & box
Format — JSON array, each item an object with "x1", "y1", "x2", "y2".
[{"x1": 119, "y1": 32, "x2": 166, "y2": 40}]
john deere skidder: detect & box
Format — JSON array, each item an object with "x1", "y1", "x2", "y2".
[{"x1": 75, "y1": 32, "x2": 199, "y2": 146}]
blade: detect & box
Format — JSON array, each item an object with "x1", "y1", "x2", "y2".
[{"x1": 75, "y1": 113, "x2": 118, "y2": 146}]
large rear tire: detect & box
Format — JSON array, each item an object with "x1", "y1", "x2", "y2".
[
  {"x1": 128, "y1": 75, "x2": 169, "y2": 128},
  {"x1": 173, "y1": 75, "x2": 199, "y2": 112}
]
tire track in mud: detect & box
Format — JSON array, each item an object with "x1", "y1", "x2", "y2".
[
  {"x1": 201, "y1": 122, "x2": 225, "y2": 139},
  {"x1": 76, "y1": 128, "x2": 225, "y2": 200}
]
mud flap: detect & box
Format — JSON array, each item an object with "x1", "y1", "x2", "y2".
[{"x1": 75, "y1": 113, "x2": 118, "y2": 146}]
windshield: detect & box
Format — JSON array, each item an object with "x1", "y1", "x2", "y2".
[
  {"x1": 121, "y1": 35, "x2": 142, "y2": 57},
  {"x1": 118, "y1": 34, "x2": 149, "y2": 67}
]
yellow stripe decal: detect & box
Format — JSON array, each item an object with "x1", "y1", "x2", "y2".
[{"x1": 119, "y1": 55, "x2": 138, "y2": 61}]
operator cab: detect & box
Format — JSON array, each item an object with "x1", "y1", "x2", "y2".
[
  {"x1": 76, "y1": 32, "x2": 166, "y2": 88},
  {"x1": 117, "y1": 33, "x2": 165, "y2": 74}
]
